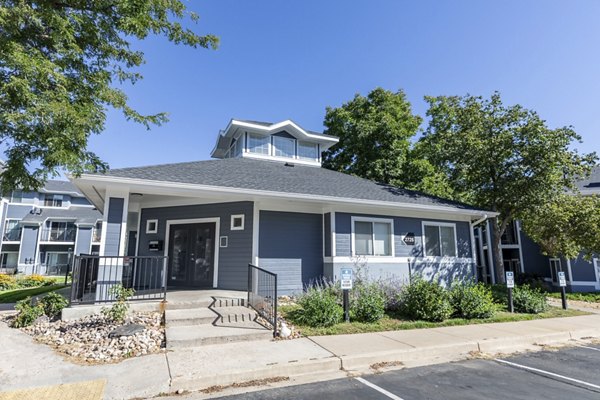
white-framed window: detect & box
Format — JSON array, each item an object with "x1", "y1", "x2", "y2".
[
  {"x1": 423, "y1": 222, "x2": 457, "y2": 257},
  {"x1": 0, "y1": 252, "x2": 18, "y2": 268},
  {"x1": 352, "y1": 217, "x2": 393, "y2": 256},
  {"x1": 231, "y1": 214, "x2": 245, "y2": 231},
  {"x1": 247, "y1": 133, "x2": 270, "y2": 155},
  {"x1": 10, "y1": 190, "x2": 23, "y2": 203},
  {"x1": 43, "y1": 220, "x2": 76, "y2": 242},
  {"x1": 146, "y1": 219, "x2": 158, "y2": 234},
  {"x1": 3, "y1": 219, "x2": 22, "y2": 242},
  {"x1": 297, "y1": 141, "x2": 318, "y2": 161},
  {"x1": 43, "y1": 194, "x2": 63, "y2": 207},
  {"x1": 272, "y1": 136, "x2": 296, "y2": 158},
  {"x1": 549, "y1": 258, "x2": 562, "y2": 284}
]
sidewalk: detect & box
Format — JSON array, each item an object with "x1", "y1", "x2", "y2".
[{"x1": 1, "y1": 314, "x2": 600, "y2": 399}]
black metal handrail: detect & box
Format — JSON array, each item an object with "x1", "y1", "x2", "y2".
[
  {"x1": 247, "y1": 264, "x2": 278, "y2": 337},
  {"x1": 70, "y1": 255, "x2": 168, "y2": 305}
]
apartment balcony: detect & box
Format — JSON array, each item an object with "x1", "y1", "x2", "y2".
[
  {"x1": 41, "y1": 228, "x2": 76, "y2": 242},
  {"x1": 92, "y1": 228, "x2": 102, "y2": 243},
  {"x1": 2, "y1": 229, "x2": 22, "y2": 242}
]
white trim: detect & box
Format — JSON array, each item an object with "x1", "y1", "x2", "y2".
[
  {"x1": 485, "y1": 220, "x2": 496, "y2": 284},
  {"x1": 146, "y1": 219, "x2": 159, "y2": 234},
  {"x1": 74, "y1": 174, "x2": 497, "y2": 218},
  {"x1": 230, "y1": 214, "x2": 245, "y2": 231},
  {"x1": 566, "y1": 258, "x2": 574, "y2": 284},
  {"x1": 549, "y1": 257, "x2": 562, "y2": 283},
  {"x1": 350, "y1": 216, "x2": 395, "y2": 257},
  {"x1": 241, "y1": 152, "x2": 321, "y2": 167},
  {"x1": 324, "y1": 256, "x2": 474, "y2": 264},
  {"x1": 469, "y1": 222, "x2": 477, "y2": 280},
  {"x1": 219, "y1": 236, "x2": 228, "y2": 248},
  {"x1": 252, "y1": 203, "x2": 259, "y2": 265},
  {"x1": 515, "y1": 220, "x2": 525, "y2": 273},
  {"x1": 331, "y1": 212, "x2": 336, "y2": 257},
  {"x1": 593, "y1": 258, "x2": 600, "y2": 289},
  {"x1": 164, "y1": 217, "x2": 220, "y2": 288},
  {"x1": 422, "y1": 221, "x2": 458, "y2": 258}
]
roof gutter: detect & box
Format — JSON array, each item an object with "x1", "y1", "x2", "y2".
[{"x1": 471, "y1": 214, "x2": 489, "y2": 227}]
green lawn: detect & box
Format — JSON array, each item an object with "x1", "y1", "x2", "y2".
[
  {"x1": 547, "y1": 291, "x2": 600, "y2": 303},
  {"x1": 280, "y1": 305, "x2": 588, "y2": 336},
  {"x1": 0, "y1": 284, "x2": 68, "y2": 303}
]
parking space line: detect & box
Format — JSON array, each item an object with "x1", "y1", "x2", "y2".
[
  {"x1": 355, "y1": 377, "x2": 405, "y2": 400},
  {"x1": 577, "y1": 345, "x2": 600, "y2": 353},
  {"x1": 494, "y1": 358, "x2": 600, "y2": 390}
]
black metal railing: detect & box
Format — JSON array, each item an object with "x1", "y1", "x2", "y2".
[
  {"x1": 247, "y1": 264, "x2": 278, "y2": 337},
  {"x1": 70, "y1": 255, "x2": 168, "y2": 305}
]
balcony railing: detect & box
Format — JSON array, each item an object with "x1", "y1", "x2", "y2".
[
  {"x1": 42, "y1": 228, "x2": 76, "y2": 242},
  {"x1": 3, "y1": 229, "x2": 22, "y2": 242}
]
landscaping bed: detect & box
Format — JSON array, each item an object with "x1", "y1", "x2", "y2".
[
  {"x1": 0, "y1": 284, "x2": 67, "y2": 303},
  {"x1": 2, "y1": 312, "x2": 166, "y2": 363},
  {"x1": 547, "y1": 291, "x2": 600, "y2": 303}
]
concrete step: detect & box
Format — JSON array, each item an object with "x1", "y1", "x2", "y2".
[
  {"x1": 166, "y1": 322, "x2": 273, "y2": 348},
  {"x1": 210, "y1": 306, "x2": 257, "y2": 324},
  {"x1": 166, "y1": 308, "x2": 219, "y2": 326},
  {"x1": 211, "y1": 297, "x2": 246, "y2": 308},
  {"x1": 165, "y1": 298, "x2": 214, "y2": 310}
]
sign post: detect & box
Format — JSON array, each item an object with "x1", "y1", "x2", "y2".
[
  {"x1": 340, "y1": 267, "x2": 353, "y2": 323},
  {"x1": 558, "y1": 271, "x2": 568, "y2": 310},
  {"x1": 506, "y1": 271, "x2": 515, "y2": 313}
]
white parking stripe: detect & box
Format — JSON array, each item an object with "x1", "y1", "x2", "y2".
[
  {"x1": 494, "y1": 358, "x2": 600, "y2": 390},
  {"x1": 577, "y1": 345, "x2": 600, "y2": 353},
  {"x1": 355, "y1": 377, "x2": 405, "y2": 400}
]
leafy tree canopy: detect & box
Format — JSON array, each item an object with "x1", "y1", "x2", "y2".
[
  {"x1": 420, "y1": 92, "x2": 597, "y2": 281},
  {"x1": 521, "y1": 194, "x2": 600, "y2": 260},
  {"x1": 322, "y1": 88, "x2": 423, "y2": 187},
  {"x1": 0, "y1": 0, "x2": 218, "y2": 191}
]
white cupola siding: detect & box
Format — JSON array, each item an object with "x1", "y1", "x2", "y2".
[{"x1": 210, "y1": 119, "x2": 339, "y2": 167}]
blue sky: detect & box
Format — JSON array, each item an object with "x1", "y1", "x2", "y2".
[{"x1": 90, "y1": 0, "x2": 600, "y2": 169}]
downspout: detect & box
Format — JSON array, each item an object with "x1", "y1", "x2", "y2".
[{"x1": 470, "y1": 214, "x2": 488, "y2": 282}]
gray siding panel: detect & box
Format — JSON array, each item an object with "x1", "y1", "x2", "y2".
[
  {"x1": 75, "y1": 227, "x2": 93, "y2": 255},
  {"x1": 19, "y1": 226, "x2": 39, "y2": 264},
  {"x1": 138, "y1": 201, "x2": 254, "y2": 290},
  {"x1": 104, "y1": 197, "x2": 124, "y2": 256},
  {"x1": 324, "y1": 213, "x2": 331, "y2": 257},
  {"x1": 335, "y1": 212, "x2": 472, "y2": 259},
  {"x1": 520, "y1": 231, "x2": 551, "y2": 278},
  {"x1": 259, "y1": 258, "x2": 302, "y2": 294},
  {"x1": 6, "y1": 204, "x2": 32, "y2": 220},
  {"x1": 412, "y1": 259, "x2": 473, "y2": 288},
  {"x1": 570, "y1": 255, "x2": 597, "y2": 282},
  {"x1": 259, "y1": 211, "x2": 323, "y2": 291}
]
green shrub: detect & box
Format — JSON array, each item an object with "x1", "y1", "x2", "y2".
[
  {"x1": 102, "y1": 284, "x2": 135, "y2": 323},
  {"x1": 0, "y1": 274, "x2": 17, "y2": 290},
  {"x1": 513, "y1": 286, "x2": 548, "y2": 314},
  {"x1": 39, "y1": 292, "x2": 68, "y2": 319},
  {"x1": 17, "y1": 274, "x2": 51, "y2": 288},
  {"x1": 399, "y1": 279, "x2": 452, "y2": 322},
  {"x1": 294, "y1": 287, "x2": 343, "y2": 327},
  {"x1": 12, "y1": 297, "x2": 44, "y2": 328},
  {"x1": 351, "y1": 283, "x2": 386, "y2": 323},
  {"x1": 450, "y1": 281, "x2": 495, "y2": 319},
  {"x1": 489, "y1": 284, "x2": 508, "y2": 305}
]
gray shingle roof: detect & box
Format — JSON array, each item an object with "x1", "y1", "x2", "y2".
[
  {"x1": 101, "y1": 158, "x2": 484, "y2": 211},
  {"x1": 575, "y1": 166, "x2": 600, "y2": 192},
  {"x1": 41, "y1": 180, "x2": 84, "y2": 196},
  {"x1": 21, "y1": 206, "x2": 101, "y2": 225}
]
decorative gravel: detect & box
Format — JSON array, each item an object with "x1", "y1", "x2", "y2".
[{"x1": 17, "y1": 312, "x2": 166, "y2": 364}]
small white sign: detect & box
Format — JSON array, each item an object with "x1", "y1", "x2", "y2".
[
  {"x1": 340, "y1": 267, "x2": 353, "y2": 290},
  {"x1": 558, "y1": 271, "x2": 567, "y2": 287},
  {"x1": 506, "y1": 271, "x2": 515, "y2": 288}
]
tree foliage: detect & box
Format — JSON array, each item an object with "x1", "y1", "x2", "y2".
[
  {"x1": 420, "y1": 92, "x2": 597, "y2": 281},
  {"x1": 0, "y1": 0, "x2": 218, "y2": 191},
  {"x1": 322, "y1": 88, "x2": 423, "y2": 187},
  {"x1": 521, "y1": 194, "x2": 600, "y2": 260}
]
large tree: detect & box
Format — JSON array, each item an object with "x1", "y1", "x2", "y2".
[
  {"x1": 420, "y1": 92, "x2": 597, "y2": 282},
  {"x1": 0, "y1": 0, "x2": 218, "y2": 191},
  {"x1": 521, "y1": 193, "x2": 600, "y2": 261},
  {"x1": 322, "y1": 88, "x2": 424, "y2": 188}
]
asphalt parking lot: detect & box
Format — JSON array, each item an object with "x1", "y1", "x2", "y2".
[{"x1": 218, "y1": 343, "x2": 600, "y2": 399}]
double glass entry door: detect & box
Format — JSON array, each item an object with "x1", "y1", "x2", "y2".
[{"x1": 167, "y1": 223, "x2": 216, "y2": 288}]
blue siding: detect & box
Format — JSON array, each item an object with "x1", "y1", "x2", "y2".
[
  {"x1": 75, "y1": 227, "x2": 93, "y2": 255},
  {"x1": 5, "y1": 204, "x2": 32, "y2": 220},
  {"x1": 324, "y1": 213, "x2": 331, "y2": 257},
  {"x1": 520, "y1": 230, "x2": 550, "y2": 278},
  {"x1": 19, "y1": 225, "x2": 39, "y2": 264},
  {"x1": 138, "y1": 201, "x2": 254, "y2": 290},
  {"x1": 104, "y1": 197, "x2": 124, "y2": 256},
  {"x1": 570, "y1": 255, "x2": 597, "y2": 282},
  {"x1": 334, "y1": 212, "x2": 472, "y2": 258},
  {"x1": 259, "y1": 211, "x2": 323, "y2": 293}
]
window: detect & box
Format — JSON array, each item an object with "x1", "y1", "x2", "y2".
[
  {"x1": 231, "y1": 214, "x2": 245, "y2": 231},
  {"x1": 501, "y1": 220, "x2": 518, "y2": 245},
  {"x1": 353, "y1": 218, "x2": 393, "y2": 256},
  {"x1": 298, "y1": 141, "x2": 318, "y2": 161},
  {"x1": 44, "y1": 194, "x2": 63, "y2": 207},
  {"x1": 248, "y1": 133, "x2": 270, "y2": 155},
  {"x1": 272, "y1": 136, "x2": 296, "y2": 158},
  {"x1": 146, "y1": 219, "x2": 158, "y2": 234},
  {"x1": 43, "y1": 221, "x2": 76, "y2": 241},
  {"x1": 549, "y1": 258, "x2": 562, "y2": 283},
  {"x1": 0, "y1": 252, "x2": 18, "y2": 269},
  {"x1": 93, "y1": 221, "x2": 102, "y2": 242},
  {"x1": 423, "y1": 223, "x2": 457, "y2": 257},
  {"x1": 10, "y1": 190, "x2": 22, "y2": 203},
  {"x1": 3, "y1": 220, "x2": 21, "y2": 241}
]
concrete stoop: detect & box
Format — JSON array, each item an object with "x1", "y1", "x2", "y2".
[{"x1": 165, "y1": 295, "x2": 272, "y2": 349}]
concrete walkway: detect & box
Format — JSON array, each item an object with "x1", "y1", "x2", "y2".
[{"x1": 2, "y1": 314, "x2": 600, "y2": 399}]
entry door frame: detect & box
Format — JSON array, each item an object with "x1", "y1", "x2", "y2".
[{"x1": 164, "y1": 217, "x2": 220, "y2": 288}]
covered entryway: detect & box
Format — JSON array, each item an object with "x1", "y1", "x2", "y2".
[{"x1": 167, "y1": 221, "x2": 217, "y2": 288}]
